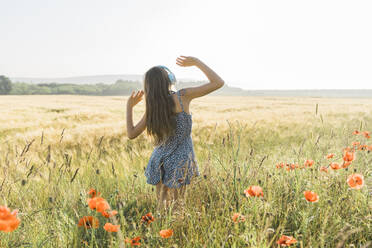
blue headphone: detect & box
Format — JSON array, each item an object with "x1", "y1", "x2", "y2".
[{"x1": 157, "y1": 65, "x2": 176, "y2": 85}]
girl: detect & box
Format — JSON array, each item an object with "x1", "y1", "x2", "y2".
[{"x1": 126, "y1": 56, "x2": 224, "y2": 210}]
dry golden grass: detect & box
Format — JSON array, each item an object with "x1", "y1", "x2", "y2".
[
  {"x1": 1, "y1": 95, "x2": 372, "y2": 143},
  {"x1": 0, "y1": 95, "x2": 371, "y2": 247}
]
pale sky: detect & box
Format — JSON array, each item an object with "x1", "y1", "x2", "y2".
[{"x1": 1, "y1": 0, "x2": 371, "y2": 89}]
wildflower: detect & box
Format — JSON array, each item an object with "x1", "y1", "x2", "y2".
[
  {"x1": 103, "y1": 223, "x2": 120, "y2": 232},
  {"x1": 101, "y1": 210, "x2": 118, "y2": 218},
  {"x1": 77, "y1": 216, "x2": 99, "y2": 229},
  {"x1": 304, "y1": 159, "x2": 314, "y2": 167},
  {"x1": 319, "y1": 166, "x2": 328, "y2": 173},
  {"x1": 303, "y1": 191, "x2": 319, "y2": 202},
  {"x1": 96, "y1": 200, "x2": 110, "y2": 214},
  {"x1": 159, "y1": 229, "x2": 173, "y2": 238},
  {"x1": 125, "y1": 236, "x2": 141, "y2": 246},
  {"x1": 342, "y1": 161, "x2": 352, "y2": 168},
  {"x1": 87, "y1": 188, "x2": 99, "y2": 198},
  {"x1": 351, "y1": 141, "x2": 360, "y2": 147},
  {"x1": 141, "y1": 212, "x2": 155, "y2": 225},
  {"x1": 276, "y1": 162, "x2": 285, "y2": 169},
  {"x1": 343, "y1": 150, "x2": 355, "y2": 162},
  {"x1": 277, "y1": 235, "x2": 297, "y2": 246},
  {"x1": 358, "y1": 144, "x2": 368, "y2": 151},
  {"x1": 352, "y1": 130, "x2": 360, "y2": 135},
  {"x1": 244, "y1": 186, "x2": 263, "y2": 197},
  {"x1": 325, "y1": 153, "x2": 334, "y2": 159},
  {"x1": 362, "y1": 131, "x2": 370, "y2": 139},
  {"x1": 232, "y1": 213, "x2": 245, "y2": 223},
  {"x1": 87, "y1": 197, "x2": 110, "y2": 213},
  {"x1": 347, "y1": 173, "x2": 364, "y2": 189},
  {"x1": 286, "y1": 164, "x2": 297, "y2": 171},
  {"x1": 0, "y1": 206, "x2": 20, "y2": 233},
  {"x1": 330, "y1": 162, "x2": 341, "y2": 170}
]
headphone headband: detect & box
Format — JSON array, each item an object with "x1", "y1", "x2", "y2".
[{"x1": 158, "y1": 65, "x2": 176, "y2": 84}]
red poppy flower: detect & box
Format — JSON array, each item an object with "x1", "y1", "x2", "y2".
[
  {"x1": 358, "y1": 144, "x2": 368, "y2": 151},
  {"x1": 347, "y1": 173, "x2": 364, "y2": 189},
  {"x1": 304, "y1": 159, "x2": 314, "y2": 167},
  {"x1": 277, "y1": 235, "x2": 297, "y2": 246},
  {"x1": 101, "y1": 210, "x2": 118, "y2": 218},
  {"x1": 276, "y1": 162, "x2": 285, "y2": 169},
  {"x1": 244, "y1": 186, "x2": 263, "y2": 197},
  {"x1": 362, "y1": 131, "x2": 370, "y2": 139},
  {"x1": 125, "y1": 236, "x2": 141, "y2": 246},
  {"x1": 342, "y1": 161, "x2": 352, "y2": 168},
  {"x1": 286, "y1": 164, "x2": 297, "y2": 171},
  {"x1": 159, "y1": 229, "x2": 173, "y2": 238},
  {"x1": 319, "y1": 166, "x2": 328, "y2": 173},
  {"x1": 232, "y1": 213, "x2": 245, "y2": 223},
  {"x1": 343, "y1": 150, "x2": 355, "y2": 162},
  {"x1": 87, "y1": 189, "x2": 99, "y2": 198},
  {"x1": 304, "y1": 191, "x2": 319, "y2": 202},
  {"x1": 87, "y1": 197, "x2": 110, "y2": 213},
  {"x1": 325, "y1": 153, "x2": 334, "y2": 159},
  {"x1": 352, "y1": 130, "x2": 360, "y2": 135},
  {"x1": 141, "y1": 212, "x2": 155, "y2": 225},
  {"x1": 330, "y1": 162, "x2": 341, "y2": 170},
  {"x1": 96, "y1": 200, "x2": 110, "y2": 214},
  {"x1": 77, "y1": 216, "x2": 99, "y2": 229},
  {"x1": 103, "y1": 223, "x2": 120, "y2": 232},
  {"x1": 0, "y1": 206, "x2": 20, "y2": 233},
  {"x1": 351, "y1": 141, "x2": 360, "y2": 147}
]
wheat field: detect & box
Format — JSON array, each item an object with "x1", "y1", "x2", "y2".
[{"x1": 0, "y1": 95, "x2": 371, "y2": 247}]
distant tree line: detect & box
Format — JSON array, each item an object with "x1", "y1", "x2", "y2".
[
  {"x1": 3, "y1": 78, "x2": 142, "y2": 95},
  {"x1": 0, "y1": 75, "x2": 12, "y2": 94},
  {"x1": 0, "y1": 75, "x2": 247, "y2": 96}
]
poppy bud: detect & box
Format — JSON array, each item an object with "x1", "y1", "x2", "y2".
[
  {"x1": 96, "y1": 169, "x2": 100, "y2": 174},
  {"x1": 268, "y1": 174, "x2": 272, "y2": 178},
  {"x1": 354, "y1": 169, "x2": 357, "y2": 172},
  {"x1": 345, "y1": 168, "x2": 349, "y2": 171},
  {"x1": 258, "y1": 180, "x2": 262, "y2": 184},
  {"x1": 204, "y1": 175, "x2": 207, "y2": 179},
  {"x1": 152, "y1": 188, "x2": 154, "y2": 192},
  {"x1": 134, "y1": 174, "x2": 137, "y2": 178},
  {"x1": 49, "y1": 197, "x2": 53, "y2": 203},
  {"x1": 328, "y1": 200, "x2": 332, "y2": 204},
  {"x1": 143, "y1": 167, "x2": 146, "y2": 171},
  {"x1": 21, "y1": 179, "x2": 27, "y2": 186},
  {"x1": 237, "y1": 178, "x2": 240, "y2": 182}
]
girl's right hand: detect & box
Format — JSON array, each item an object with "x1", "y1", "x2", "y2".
[
  {"x1": 127, "y1": 90, "x2": 144, "y2": 108},
  {"x1": 176, "y1": 56, "x2": 200, "y2": 67}
]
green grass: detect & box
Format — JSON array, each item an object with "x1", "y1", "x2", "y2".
[{"x1": 0, "y1": 116, "x2": 371, "y2": 247}]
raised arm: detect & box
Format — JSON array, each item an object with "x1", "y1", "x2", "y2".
[
  {"x1": 176, "y1": 56, "x2": 225, "y2": 100},
  {"x1": 126, "y1": 90, "x2": 146, "y2": 139}
]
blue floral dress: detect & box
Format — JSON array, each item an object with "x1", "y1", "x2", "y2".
[{"x1": 145, "y1": 90, "x2": 200, "y2": 188}]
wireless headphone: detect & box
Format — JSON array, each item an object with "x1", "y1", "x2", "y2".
[{"x1": 157, "y1": 65, "x2": 177, "y2": 85}]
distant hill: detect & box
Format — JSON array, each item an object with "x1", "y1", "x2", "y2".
[
  {"x1": 7, "y1": 75, "x2": 372, "y2": 97},
  {"x1": 11, "y1": 75, "x2": 143, "y2": 84},
  {"x1": 242, "y1": 89, "x2": 372, "y2": 98}
]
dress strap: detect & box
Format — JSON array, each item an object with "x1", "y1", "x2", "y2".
[{"x1": 176, "y1": 90, "x2": 184, "y2": 112}]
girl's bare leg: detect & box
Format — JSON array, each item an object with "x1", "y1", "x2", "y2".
[
  {"x1": 156, "y1": 182, "x2": 170, "y2": 211},
  {"x1": 168, "y1": 185, "x2": 187, "y2": 214}
]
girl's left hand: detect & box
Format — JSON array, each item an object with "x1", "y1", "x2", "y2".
[{"x1": 127, "y1": 90, "x2": 144, "y2": 108}]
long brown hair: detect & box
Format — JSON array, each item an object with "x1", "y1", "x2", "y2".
[{"x1": 144, "y1": 66, "x2": 176, "y2": 145}]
